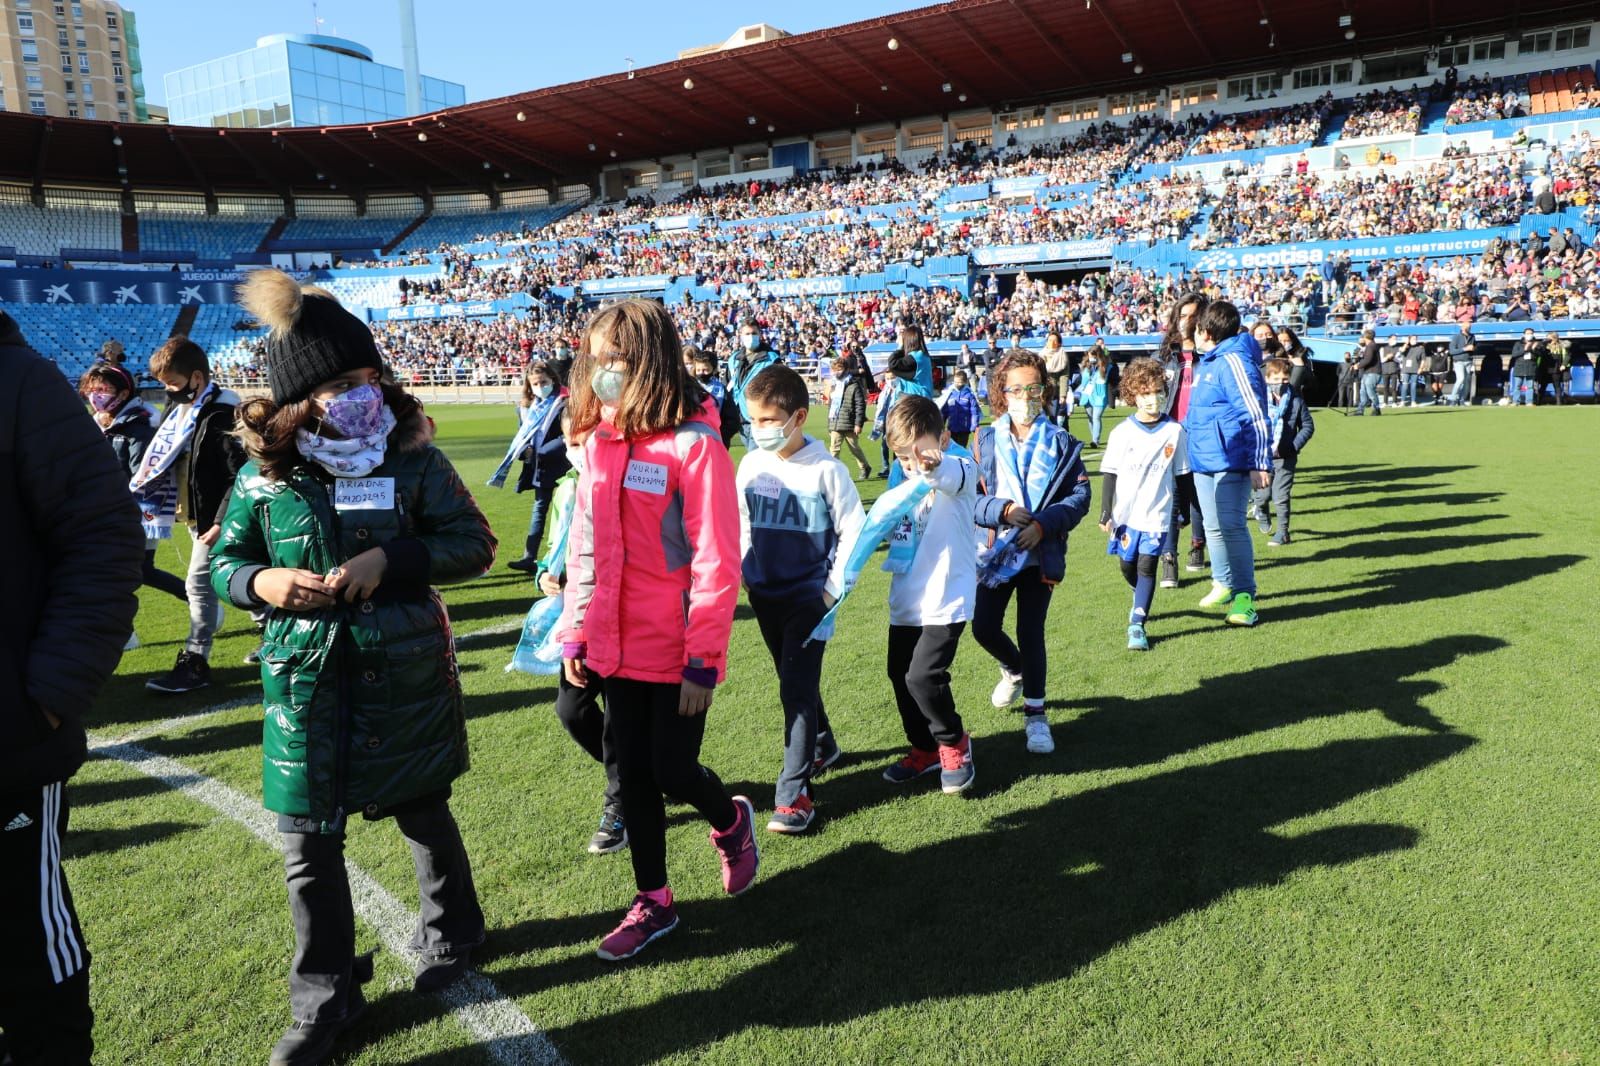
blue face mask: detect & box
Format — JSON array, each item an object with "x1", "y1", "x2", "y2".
[
  {"x1": 591, "y1": 365, "x2": 625, "y2": 405},
  {"x1": 750, "y1": 415, "x2": 796, "y2": 452},
  {"x1": 742, "y1": 334, "x2": 761, "y2": 352}
]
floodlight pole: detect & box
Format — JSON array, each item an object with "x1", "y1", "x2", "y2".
[{"x1": 399, "y1": 0, "x2": 422, "y2": 116}]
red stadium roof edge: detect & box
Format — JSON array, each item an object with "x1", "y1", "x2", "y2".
[{"x1": 0, "y1": 0, "x2": 1590, "y2": 201}]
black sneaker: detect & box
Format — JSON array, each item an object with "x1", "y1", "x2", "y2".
[
  {"x1": 414, "y1": 948, "x2": 473, "y2": 994},
  {"x1": 1159, "y1": 553, "x2": 1179, "y2": 589},
  {"x1": 588, "y1": 805, "x2": 628, "y2": 855},
  {"x1": 507, "y1": 557, "x2": 540, "y2": 573},
  {"x1": 145, "y1": 652, "x2": 211, "y2": 695},
  {"x1": 269, "y1": 986, "x2": 365, "y2": 1066},
  {"x1": 1185, "y1": 545, "x2": 1207, "y2": 572}
]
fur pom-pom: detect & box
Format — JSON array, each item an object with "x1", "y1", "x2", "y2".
[{"x1": 238, "y1": 269, "x2": 306, "y2": 337}]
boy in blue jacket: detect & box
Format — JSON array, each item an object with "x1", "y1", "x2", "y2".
[
  {"x1": 1185, "y1": 301, "x2": 1271, "y2": 627},
  {"x1": 970, "y1": 349, "x2": 1091, "y2": 755},
  {"x1": 940, "y1": 369, "x2": 982, "y2": 448},
  {"x1": 1250, "y1": 358, "x2": 1315, "y2": 548}
]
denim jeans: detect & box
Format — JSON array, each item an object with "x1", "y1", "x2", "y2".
[
  {"x1": 1402, "y1": 373, "x2": 1421, "y2": 404},
  {"x1": 1356, "y1": 372, "x2": 1382, "y2": 414},
  {"x1": 1452, "y1": 361, "x2": 1474, "y2": 405},
  {"x1": 184, "y1": 533, "x2": 221, "y2": 657},
  {"x1": 523, "y1": 484, "x2": 555, "y2": 559},
  {"x1": 1513, "y1": 377, "x2": 1535, "y2": 405},
  {"x1": 1193, "y1": 470, "x2": 1255, "y2": 596},
  {"x1": 1085, "y1": 404, "x2": 1105, "y2": 445}
]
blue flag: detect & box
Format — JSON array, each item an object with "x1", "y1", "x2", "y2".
[{"x1": 805, "y1": 475, "x2": 934, "y2": 645}]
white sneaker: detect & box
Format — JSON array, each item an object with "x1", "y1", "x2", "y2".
[
  {"x1": 990, "y1": 669, "x2": 1023, "y2": 708},
  {"x1": 1199, "y1": 581, "x2": 1233, "y2": 608},
  {"x1": 123, "y1": 630, "x2": 141, "y2": 652},
  {"x1": 1023, "y1": 715, "x2": 1054, "y2": 755}
]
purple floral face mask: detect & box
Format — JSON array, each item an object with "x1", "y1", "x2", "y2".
[{"x1": 319, "y1": 383, "x2": 386, "y2": 439}]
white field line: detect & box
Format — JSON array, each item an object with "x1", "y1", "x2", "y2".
[
  {"x1": 86, "y1": 736, "x2": 568, "y2": 1066},
  {"x1": 453, "y1": 620, "x2": 525, "y2": 647},
  {"x1": 99, "y1": 696, "x2": 261, "y2": 745}
]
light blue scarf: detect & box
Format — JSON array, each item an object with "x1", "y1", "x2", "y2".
[
  {"x1": 985, "y1": 414, "x2": 1067, "y2": 574},
  {"x1": 506, "y1": 472, "x2": 578, "y2": 676},
  {"x1": 489, "y1": 395, "x2": 562, "y2": 489},
  {"x1": 806, "y1": 474, "x2": 934, "y2": 645}
]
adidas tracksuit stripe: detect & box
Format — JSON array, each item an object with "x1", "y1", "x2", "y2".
[{"x1": 2, "y1": 782, "x2": 87, "y2": 987}]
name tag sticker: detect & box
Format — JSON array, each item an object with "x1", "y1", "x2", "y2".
[
  {"x1": 750, "y1": 473, "x2": 783, "y2": 500},
  {"x1": 334, "y1": 477, "x2": 395, "y2": 510},
  {"x1": 624, "y1": 460, "x2": 668, "y2": 496}
]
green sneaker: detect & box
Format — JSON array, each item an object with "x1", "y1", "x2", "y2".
[
  {"x1": 1225, "y1": 593, "x2": 1259, "y2": 627},
  {"x1": 1198, "y1": 581, "x2": 1233, "y2": 608}
]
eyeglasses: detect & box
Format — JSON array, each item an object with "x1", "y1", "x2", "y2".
[{"x1": 1002, "y1": 384, "x2": 1046, "y2": 397}]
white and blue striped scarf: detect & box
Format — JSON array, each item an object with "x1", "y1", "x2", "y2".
[
  {"x1": 129, "y1": 382, "x2": 216, "y2": 541},
  {"x1": 489, "y1": 395, "x2": 562, "y2": 489}
]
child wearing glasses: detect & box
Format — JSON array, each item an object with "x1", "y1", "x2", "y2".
[{"x1": 969, "y1": 349, "x2": 1091, "y2": 754}]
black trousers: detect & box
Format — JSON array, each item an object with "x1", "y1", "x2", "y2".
[
  {"x1": 887, "y1": 623, "x2": 967, "y2": 750},
  {"x1": 601, "y1": 676, "x2": 737, "y2": 892},
  {"x1": 971, "y1": 569, "x2": 1053, "y2": 704},
  {"x1": 279, "y1": 797, "x2": 484, "y2": 1023},
  {"x1": 0, "y1": 782, "x2": 93, "y2": 1065},
  {"x1": 749, "y1": 592, "x2": 834, "y2": 809},
  {"x1": 555, "y1": 674, "x2": 620, "y2": 809}
]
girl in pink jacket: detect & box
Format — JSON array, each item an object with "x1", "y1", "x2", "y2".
[{"x1": 560, "y1": 300, "x2": 758, "y2": 962}]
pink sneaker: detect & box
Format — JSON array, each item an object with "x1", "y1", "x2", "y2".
[
  {"x1": 596, "y1": 893, "x2": 679, "y2": 962},
  {"x1": 710, "y1": 795, "x2": 760, "y2": 895}
]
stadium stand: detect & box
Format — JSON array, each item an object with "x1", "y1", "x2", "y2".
[
  {"x1": 0, "y1": 195, "x2": 122, "y2": 258},
  {"x1": 8, "y1": 303, "x2": 178, "y2": 380},
  {"x1": 138, "y1": 213, "x2": 278, "y2": 260}
]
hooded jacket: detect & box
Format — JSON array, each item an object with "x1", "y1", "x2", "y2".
[
  {"x1": 1186, "y1": 333, "x2": 1271, "y2": 475},
  {"x1": 0, "y1": 312, "x2": 145, "y2": 789},
  {"x1": 210, "y1": 404, "x2": 496, "y2": 831},
  {"x1": 559, "y1": 396, "x2": 740, "y2": 685}
]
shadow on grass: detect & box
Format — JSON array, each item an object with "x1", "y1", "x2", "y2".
[
  {"x1": 1299, "y1": 464, "x2": 1476, "y2": 486},
  {"x1": 433, "y1": 732, "x2": 1473, "y2": 1066},
  {"x1": 1290, "y1": 513, "x2": 1510, "y2": 544},
  {"x1": 1258, "y1": 533, "x2": 1522, "y2": 570},
  {"x1": 63, "y1": 820, "x2": 196, "y2": 858},
  {"x1": 1298, "y1": 491, "x2": 1504, "y2": 515},
  {"x1": 1041, "y1": 636, "x2": 1499, "y2": 776},
  {"x1": 68, "y1": 774, "x2": 172, "y2": 808}
]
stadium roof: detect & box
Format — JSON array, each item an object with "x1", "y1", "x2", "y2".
[{"x1": 0, "y1": 0, "x2": 1588, "y2": 200}]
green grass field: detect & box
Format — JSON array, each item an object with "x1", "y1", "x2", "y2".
[{"x1": 75, "y1": 401, "x2": 1599, "y2": 1065}]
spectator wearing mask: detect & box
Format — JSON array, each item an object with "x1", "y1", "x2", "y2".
[
  {"x1": 731, "y1": 319, "x2": 784, "y2": 450},
  {"x1": 1509, "y1": 328, "x2": 1542, "y2": 406},
  {"x1": 1448, "y1": 322, "x2": 1477, "y2": 406}
]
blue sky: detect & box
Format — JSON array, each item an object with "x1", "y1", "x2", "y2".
[{"x1": 134, "y1": 0, "x2": 927, "y2": 108}]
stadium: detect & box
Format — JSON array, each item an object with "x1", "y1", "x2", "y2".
[{"x1": 1, "y1": 0, "x2": 1597, "y2": 1062}]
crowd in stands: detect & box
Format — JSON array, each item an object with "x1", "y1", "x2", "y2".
[
  {"x1": 1189, "y1": 95, "x2": 1336, "y2": 155},
  {"x1": 1445, "y1": 77, "x2": 1533, "y2": 126},
  {"x1": 1198, "y1": 153, "x2": 1531, "y2": 248},
  {"x1": 1339, "y1": 86, "x2": 1429, "y2": 139}
]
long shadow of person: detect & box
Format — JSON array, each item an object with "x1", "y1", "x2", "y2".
[
  {"x1": 1043, "y1": 635, "x2": 1497, "y2": 779},
  {"x1": 500, "y1": 731, "x2": 1474, "y2": 1066}
]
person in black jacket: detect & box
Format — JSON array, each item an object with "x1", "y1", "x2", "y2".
[
  {"x1": 825, "y1": 355, "x2": 873, "y2": 479},
  {"x1": 77, "y1": 363, "x2": 188, "y2": 624},
  {"x1": 1251, "y1": 358, "x2": 1315, "y2": 546},
  {"x1": 140, "y1": 336, "x2": 249, "y2": 694},
  {"x1": 1509, "y1": 328, "x2": 1542, "y2": 406},
  {"x1": 0, "y1": 310, "x2": 144, "y2": 1066},
  {"x1": 1353, "y1": 331, "x2": 1383, "y2": 415},
  {"x1": 505, "y1": 361, "x2": 570, "y2": 572}
]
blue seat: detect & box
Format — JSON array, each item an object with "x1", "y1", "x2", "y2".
[{"x1": 1570, "y1": 365, "x2": 1595, "y2": 398}]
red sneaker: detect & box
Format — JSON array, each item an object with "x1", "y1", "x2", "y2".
[
  {"x1": 710, "y1": 796, "x2": 760, "y2": 895},
  {"x1": 766, "y1": 794, "x2": 815, "y2": 834},
  {"x1": 596, "y1": 893, "x2": 679, "y2": 962},
  {"x1": 938, "y1": 733, "x2": 975, "y2": 794},
  {"x1": 882, "y1": 746, "x2": 941, "y2": 784}
]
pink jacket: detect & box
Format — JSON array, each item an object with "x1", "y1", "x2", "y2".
[{"x1": 559, "y1": 398, "x2": 740, "y2": 685}]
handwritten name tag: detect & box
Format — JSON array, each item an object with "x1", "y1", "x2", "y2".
[
  {"x1": 334, "y1": 477, "x2": 395, "y2": 510},
  {"x1": 624, "y1": 460, "x2": 668, "y2": 496}
]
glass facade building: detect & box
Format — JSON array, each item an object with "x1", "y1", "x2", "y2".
[{"x1": 163, "y1": 33, "x2": 464, "y2": 129}]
